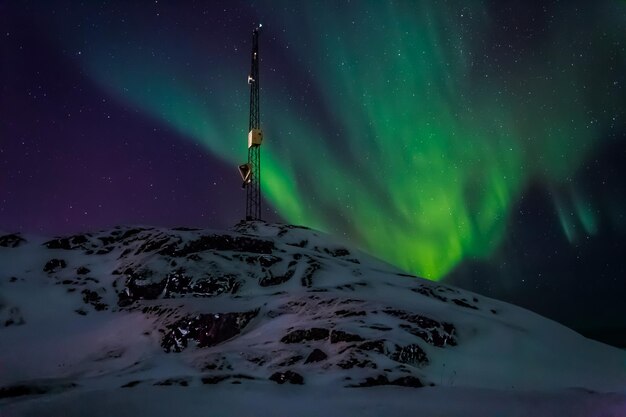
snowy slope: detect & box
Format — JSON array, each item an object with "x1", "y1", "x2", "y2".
[{"x1": 1, "y1": 222, "x2": 625, "y2": 417}]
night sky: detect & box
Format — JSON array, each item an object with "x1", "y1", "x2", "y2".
[{"x1": 2, "y1": 1, "x2": 625, "y2": 346}]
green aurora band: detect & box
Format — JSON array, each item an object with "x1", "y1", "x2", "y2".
[{"x1": 53, "y1": 1, "x2": 625, "y2": 279}]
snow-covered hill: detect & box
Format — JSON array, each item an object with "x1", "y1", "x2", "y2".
[{"x1": 1, "y1": 222, "x2": 625, "y2": 416}]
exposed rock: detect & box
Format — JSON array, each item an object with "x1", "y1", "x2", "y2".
[
  {"x1": 3, "y1": 306, "x2": 25, "y2": 327},
  {"x1": 44, "y1": 234, "x2": 89, "y2": 250},
  {"x1": 116, "y1": 228, "x2": 145, "y2": 242},
  {"x1": 0, "y1": 233, "x2": 26, "y2": 248},
  {"x1": 164, "y1": 270, "x2": 240, "y2": 297},
  {"x1": 136, "y1": 235, "x2": 176, "y2": 255},
  {"x1": 81, "y1": 289, "x2": 107, "y2": 311},
  {"x1": 119, "y1": 268, "x2": 166, "y2": 304},
  {"x1": 281, "y1": 328, "x2": 330, "y2": 343},
  {"x1": 411, "y1": 285, "x2": 448, "y2": 303},
  {"x1": 258, "y1": 255, "x2": 282, "y2": 268},
  {"x1": 201, "y1": 375, "x2": 229, "y2": 384},
  {"x1": 76, "y1": 266, "x2": 91, "y2": 275},
  {"x1": 97, "y1": 235, "x2": 117, "y2": 246},
  {"x1": 323, "y1": 247, "x2": 350, "y2": 257},
  {"x1": 269, "y1": 370, "x2": 304, "y2": 385},
  {"x1": 347, "y1": 374, "x2": 424, "y2": 388},
  {"x1": 161, "y1": 309, "x2": 259, "y2": 352},
  {"x1": 44, "y1": 258, "x2": 67, "y2": 273},
  {"x1": 452, "y1": 298, "x2": 479, "y2": 310},
  {"x1": 163, "y1": 270, "x2": 191, "y2": 295},
  {"x1": 286, "y1": 239, "x2": 308, "y2": 248},
  {"x1": 259, "y1": 269, "x2": 294, "y2": 287},
  {"x1": 0, "y1": 382, "x2": 78, "y2": 399},
  {"x1": 330, "y1": 330, "x2": 364, "y2": 343},
  {"x1": 153, "y1": 378, "x2": 190, "y2": 386},
  {"x1": 390, "y1": 344, "x2": 429, "y2": 366},
  {"x1": 367, "y1": 324, "x2": 393, "y2": 331},
  {"x1": 358, "y1": 340, "x2": 386, "y2": 354},
  {"x1": 335, "y1": 309, "x2": 366, "y2": 317},
  {"x1": 304, "y1": 348, "x2": 328, "y2": 364},
  {"x1": 161, "y1": 234, "x2": 275, "y2": 257},
  {"x1": 337, "y1": 356, "x2": 377, "y2": 370},
  {"x1": 301, "y1": 257, "x2": 321, "y2": 287},
  {"x1": 194, "y1": 275, "x2": 240, "y2": 295},
  {"x1": 384, "y1": 309, "x2": 457, "y2": 347},
  {"x1": 43, "y1": 238, "x2": 73, "y2": 250},
  {"x1": 384, "y1": 309, "x2": 441, "y2": 328},
  {"x1": 0, "y1": 385, "x2": 48, "y2": 399},
  {"x1": 201, "y1": 374, "x2": 256, "y2": 385}
]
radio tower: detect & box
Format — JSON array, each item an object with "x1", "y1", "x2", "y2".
[{"x1": 239, "y1": 24, "x2": 263, "y2": 221}]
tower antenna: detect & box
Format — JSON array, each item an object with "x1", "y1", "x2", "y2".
[{"x1": 239, "y1": 24, "x2": 263, "y2": 221}]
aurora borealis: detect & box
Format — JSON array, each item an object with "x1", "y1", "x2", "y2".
[{"x1": 2, "y1": 1, "x2": 626, "y2": 345}]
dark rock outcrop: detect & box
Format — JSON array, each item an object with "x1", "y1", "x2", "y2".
[
  {"x1": 259, "y1": 269, "x2": 295, "y2": 287},
  {"x1": 76, "y1": 266, "x2": 91, "y2": 275},
  {"x1": 0, "y1": 233, "x2": 26, "y2": 248},
  {"x1": 452, "y1": 298, "x2": 479, "y2": 310},
  {"x1": 161, "y1": 309, "x2": 259, "y2": 352},
  {"x1": 161, "y1": 234, "x2": 275, "y2": 257},
  {"x1": 281, "y1": 328, "x2": 330, "y2": 344},
  {"x1": 44, "y1": 259, "x2": 67, "y2": 273},
  {"x1": 384, "y1": 309, "x2": 457, "y2": 347},
  {"x1": 330, "y1": 330, "x2": 364, "y2": 343},
  {"x1": 304, "y1": 348, "x2": 328, "y2": 363},
  {"x1": 358, "y1": 340, "x2": 386, "y2": 354},
  {"x1": 269, "y1": 370, "x2": 304, "y2": 385},
  {"x1": 300, "y1": 257, "x2": 321, "y2": 287},
  {"x1": 81, "y1": 289, "x2": 107, "y2": 311},
  {"x1": 0, "y1": 382, "x2": 78, "y2": 399},
  {"x1": 390, "y1": 344, "x2": 429, "y2": 366},
  {"x1": 347, "y1": 374, "x2": 424, "y2": 388},
  {"x1": 44, "y1": 234, "x2": 90, "y2": 250},
  {"x1": 163, "y1": 270, "x2": 240, "y2": 297}
]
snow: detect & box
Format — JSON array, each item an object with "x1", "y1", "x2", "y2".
[
  {"x1": 1, "y1": 222, "x2": 625, "y2": 416},
  {"x1": 3, "y1": 385, "x2": 626, "y2": 417}
]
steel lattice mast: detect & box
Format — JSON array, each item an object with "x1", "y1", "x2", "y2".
[{"x1": 239, "y1": 24, "x2": 263, "y2": 221}]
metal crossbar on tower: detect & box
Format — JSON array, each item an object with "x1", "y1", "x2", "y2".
[{"x1": 239, "y1": 24, "x2": 263, "y2": 221}]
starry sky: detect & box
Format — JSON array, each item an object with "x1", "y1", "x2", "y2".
[{"x1": 1, "y1": 1, "x2": 625, "y2": 346}]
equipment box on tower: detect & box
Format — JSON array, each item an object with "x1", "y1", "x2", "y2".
[{"x1": 248, "y1": 128, "x2": 263, "y2": 148}]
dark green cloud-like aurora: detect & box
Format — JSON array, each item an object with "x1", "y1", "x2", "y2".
[{"x1": 56, "y1": 1, "x2": 625, "y2": 279}]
